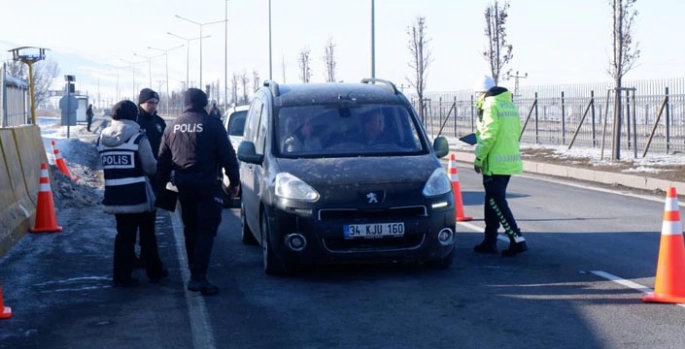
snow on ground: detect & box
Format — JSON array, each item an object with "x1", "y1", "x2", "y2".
[
  {"x1": 36, "y1": 116, "x2": 102, "y2": 209},
  {"x1": 444, "y1": 135, "x2": 685, "y2": 175}
]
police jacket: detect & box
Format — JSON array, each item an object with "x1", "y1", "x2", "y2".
[
  {"x1": 157, "y1": 107, "x2": 240, "y2": 189},
  {"x1": 474, "y1": 87, "x2": 523, "y2": 176},
  {"x1": 97, "y1": 119, "x2": 157, "y2": 214},
  {"x1": 137, "y1": 108, "x2": 166, "y2": 159}
]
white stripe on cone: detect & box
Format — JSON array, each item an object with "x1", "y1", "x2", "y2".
[
  {"x1": 665, "y1": 198, "x2": 679, "y2": 211},
  {"x1": 40, "y1": 169, "x2": 49, "y2": 177},
  {"x1": 450, "y1": 174, "x2": 459, "y2": 181},
  {"x1": 39, "y1": 183, "x2": 51, "y2": 192},
  {"x1": 661, "y1": 221, "x2": 683, "y2": 236}
]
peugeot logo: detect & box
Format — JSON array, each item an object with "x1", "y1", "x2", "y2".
[{"x1": 366, "y1": 192, "x2": 378, "y2": 204}]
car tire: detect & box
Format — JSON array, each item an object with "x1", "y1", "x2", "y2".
[
  {"x1": 430, "y1": 247, "x2": 456, "y2": 270},
  {"x1": 261, "y1": 212, "x2": 294, "y2": 276},
  {"x1": 240, "y1": 203, "x2": 258, "y2": 245}
]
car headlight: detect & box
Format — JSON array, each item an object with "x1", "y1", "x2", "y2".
[
  {"x1": 422, "y1": 168, "x2": 452, "y2": 197},
  {"x1": 275, "y1": 172, "x2": 320, "y2": 202}
]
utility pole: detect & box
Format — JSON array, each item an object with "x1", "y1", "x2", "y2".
[
  {"x1": 371, "y1": 0, "x2": 375, "y2": 79},
  {"x1": 506, "y1": 70, "x2": 528, "y2": 98},
  {"x1": 268, "y1": 0, "x2": 273, "y2": 80},
  {"x1": 225, "y1": 0, "x2": 229, "y2": 108}
]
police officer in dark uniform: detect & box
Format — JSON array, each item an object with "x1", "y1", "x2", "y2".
[
  {"x1": 157, "y1": 88, "x2": 240, "y2": 296},
  {"x1": 135, "y1": 88, "x2": 167, "y2": 267}
]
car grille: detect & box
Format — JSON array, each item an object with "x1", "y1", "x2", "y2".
[
  {"x1": 322, "y1": 234, "x2": 425, "y2": 253},
  {"x1": 317, "y1": 206, "x2": 427, "y2": 221}
]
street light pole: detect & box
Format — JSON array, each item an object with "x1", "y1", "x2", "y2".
[
  {"x1": 168, "y1": 32, "x2": 211, "y2": 89},
  {"x1": 269, "y1": 0, "x2": 273, "y2": 80},
  {"x1": 225, "y1": 0, "x2": 229, "y2": 107},
  {"x1": 174, "y1": 15, "x2": 226, "y2": 88},
  {"x1": 120, "y1": 59, "x2": 137, "y2": 100},
  {"x1": 149, "y1": 45, "x2": 184, "y2": 115},
  {"x1": 133, "y1": 52, "x2": 163, "y2": 88},
  {"x1": 371, "y1": 0, "x2": 375, "y2": 79}
]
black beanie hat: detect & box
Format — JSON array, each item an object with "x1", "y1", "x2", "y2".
[
  {"x1": 184, "y1": 88, "x2": 208, "y2": 109},
  {"x1": 111, "y1": 100, "x2": 139, "y2": 121},
  {"x1": 138, "y1": 88, "x2": 160, "y2": 104}
]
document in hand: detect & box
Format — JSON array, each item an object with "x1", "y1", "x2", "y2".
[{"x1": 459, "y1": 133, "x2": 477, "y2": 145}]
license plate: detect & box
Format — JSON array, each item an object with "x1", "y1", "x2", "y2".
[{"x1": 344, "y1": 222, "x2": 405, "y2": 239}]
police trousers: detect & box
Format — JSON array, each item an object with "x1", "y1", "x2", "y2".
[
  {"x1": 113, "y1": 212, "x2": 164, "y2": 281},
  {"x1": 482, "y1": 175, "x2": 523, "y2": 245},
  {"x1": 177, "y1": 181, "x2": 223, "y2": 281}
]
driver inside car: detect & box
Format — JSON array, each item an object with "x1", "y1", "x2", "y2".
[
  {"x1": 361, "y1": 111, "x2": 389, "y2": 146},
  {"x1": 283, "y1": 115, "x2": 322, "y2": 153}
]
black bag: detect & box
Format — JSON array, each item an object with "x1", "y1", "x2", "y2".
[{"x1": 155, "y1": 184, "x2": 178, "y2": 212}]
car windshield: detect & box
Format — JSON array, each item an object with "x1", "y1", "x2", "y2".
[
  {"x1": 275, "y1": 104, "x2": 426, "y2": 158},
  {"x1": 227, "y1": 111, "x2": 248, "y2": 136}
]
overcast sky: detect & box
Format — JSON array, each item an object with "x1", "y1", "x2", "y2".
[{"x1": 1, "y1": 0, "x2": 683, "y2": 104}]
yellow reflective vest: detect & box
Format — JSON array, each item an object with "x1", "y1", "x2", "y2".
[{"x1": 474, "y1": 88, "x2": 523, "y2": 176}]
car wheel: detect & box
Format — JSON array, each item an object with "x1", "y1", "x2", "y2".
[
  {"x1": 240, "y1": 203, "x2": 258, "y2": 245},
  {"x1": 261, "y1": 212, "x2": 294, "y2": 276},
  {"x1": 430, "y1": 247, "x2": 456, "y2": 270}
]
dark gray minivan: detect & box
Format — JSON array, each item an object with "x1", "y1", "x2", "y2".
[{"x1": 238, "y1": 79, "x2": 456, "y2": 275}]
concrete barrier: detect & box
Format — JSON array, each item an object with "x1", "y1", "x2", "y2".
[{"x1": 0, "y1": 125, "x2": 48, "y2": 257}]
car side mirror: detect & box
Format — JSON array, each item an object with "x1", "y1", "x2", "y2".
[
  {"x1": 433, "y1": 136, "x2": 450, "y2": 158},
  {"x1": 237, "y1": 141, "x2": 264, "y2": 164}
]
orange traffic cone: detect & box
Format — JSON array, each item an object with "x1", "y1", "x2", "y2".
[
  {"x1": 0, "y1": 283, "x2": 11, "y2": 319},
  {"x1": 448, "y1": 154, "x2": 472, "y2": 222},
  {"x1": 30, "y1": 163, "x2": 62, "y2": 233},
  {"x1": 51, "y1": 140, "x2": 77, "y2": 181},
  {"x1": 642, "y1": 187, "x2": 685, "y2": 304}
]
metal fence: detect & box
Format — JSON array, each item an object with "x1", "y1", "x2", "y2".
[
  {"x1": 0, "y1": 63, "x2": 29, "y2": 127},
  {"x1": 413, "y1": 77, "x2": 685, "y2": 157}
]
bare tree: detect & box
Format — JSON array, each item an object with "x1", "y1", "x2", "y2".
[
  {"x1": 253, "y1": 69, "x2": 260, "y2": 92},
  {"x1": 231, "y1": 73, "x2": 240, "y2": 105},
  {"x1": 240, "y1": 70, "x2": 250, "y2": 104},
  {"x1": 297, "y1": 47, "x2": 312, "y2": 83},
  {"x1": 7, "y1": 59, "x2": 60, "y2": 107},
  {"x1": 323, "y1": 37, "x2": 337, "y2": 82},
  {"x1": 406, "y1": 16, "x2": 432, "y2": 121},
  {"x1": 482, "y1": 1, "x2": 513, "y2": 85},
  {"x1": 608, "y1": 0, "x2": 640, "y2": 160}
]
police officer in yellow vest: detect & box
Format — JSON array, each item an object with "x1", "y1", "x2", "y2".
[{"x1": 472, "y1": 76, "x2": 528, "y2": 257}]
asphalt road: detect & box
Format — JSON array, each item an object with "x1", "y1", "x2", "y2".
[{"x1": 2, "y1": 165, "x2": 685, "y2": 349}]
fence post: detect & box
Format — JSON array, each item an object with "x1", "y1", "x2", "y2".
[
  {"x1": 534, "y1": 92, "x2": 539, "y2": 144},
  {"x1": 591, "y1": 90, "x2": 596, "y2": 147},
  {"x1": 453, "y1": 96, "x2": 457, "y2": 137},
  {"x1": 561, "y1": 91, "x2": 566, "y2": 145},
  {"x1": 626, "y1": 91, "x2": 631, "y2": 149},
  {"x1": 666, "y1": 87, "x2": 671, "y2": 154},
  {"x1": 632, "y1": 90, "x2": 637, "y2": 159},
  {"x1": 470, "y1": 95, "x2": 475, "y2": 132},
  {"x1": 439, "y1": 97, "x2": 443, "y2": 137}
]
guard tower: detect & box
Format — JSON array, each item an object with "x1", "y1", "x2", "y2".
[{"x1": 8, "y1": 46, "x2": 48, "y2": 125}]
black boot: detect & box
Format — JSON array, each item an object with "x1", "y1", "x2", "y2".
[
  {"x1": 502, "y1": 241, "x2": 528, "y2": 257},
  {"x1": 473, "y1": 242, "x2": 498, "y2": 254},
  {"x1": 187, "y1": 278, "x2": 219, "y2": 296}
]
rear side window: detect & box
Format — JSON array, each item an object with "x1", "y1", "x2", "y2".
[
  {"x1": 243, "y1": 100, "x2": 262, "y2": 143},
  {"x1": 276, "y1": 104, "x2": 427, "y2": 158},
  {"x1": 226, "y1": 111, "x2": 248, "y2": 136}
]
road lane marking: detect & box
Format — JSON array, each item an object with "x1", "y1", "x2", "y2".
[
  {"x1": 458, "y1": 221, "x2": 510, "y2": 243},
  {"x1": 169, "y1": 210, "x2": 218, "y2": 349},
  {"x1": 444, "y1": 160, "x2": 683, "y2": 207},
  {"x1": 590, "y1": 270, "x2": 685, "y2": 309}
]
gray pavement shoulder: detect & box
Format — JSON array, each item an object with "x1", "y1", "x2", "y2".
[{"x1": 450, "y1": 149, "x2": 685, "y2": 194}]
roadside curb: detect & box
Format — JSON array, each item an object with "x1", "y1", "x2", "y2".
[{"x1": 449, "y1": 149, "x2": 685, "y2": 195}]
